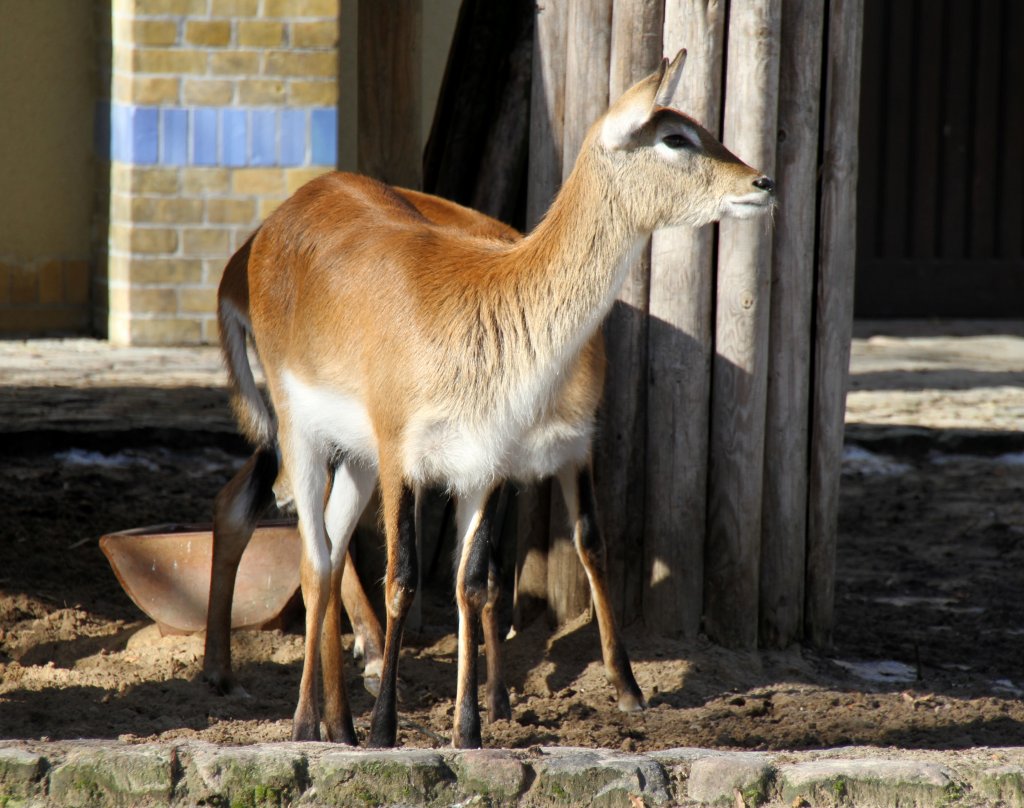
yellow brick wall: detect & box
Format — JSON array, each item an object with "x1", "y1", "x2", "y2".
[
  {"x1": 108, "y1": 162, "x2": 333, "y2": 345},
  {"x1": 107, "y1": 0, "x2": 339, "y2": 345},
  {"x1": 110, "y1": 3, "x2": 340, "y2": 109}
]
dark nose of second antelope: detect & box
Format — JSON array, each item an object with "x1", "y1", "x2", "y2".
[{"x1": 753, "y1": 175, "x2": 775, "y2": 194}]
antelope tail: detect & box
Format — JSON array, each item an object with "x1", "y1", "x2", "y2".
[{"x1": 218, "y1": 233, "x2": 276, "y2": 449}]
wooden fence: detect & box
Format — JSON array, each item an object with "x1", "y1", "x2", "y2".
[
  {"x1": 513, "y1": 0, "x2": 863, "y2": 651},
  {"x1": 354, "y1": 0, "x2": 863, "y2": 651}
]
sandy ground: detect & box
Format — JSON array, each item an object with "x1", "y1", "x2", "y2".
[{"x1": 1, "y1": 324, "x2": 1023, "y2": 751}]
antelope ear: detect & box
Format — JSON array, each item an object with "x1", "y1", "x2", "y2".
[
  {"x1": 600, "y1": 49, "x2": 688, "y2": 150},
  {"x1": 655, "y1": 49, "x2": 687, "y2": 108},
  {"x1": 600, "y1": 57, "x2": 668, "y2": 150}
]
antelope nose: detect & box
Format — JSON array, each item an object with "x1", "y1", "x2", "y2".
[{"x1": 753, "y1": 175, "x2": 775, "y2": 193}]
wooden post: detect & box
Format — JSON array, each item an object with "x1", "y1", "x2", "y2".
[
  {"x1": 356, "y1": 0, "x2": 422, "y2": 628},
  {"x1": 593, "y1": 0, "x2": 663, "y2": 625},
  {"x1": 421, "y1": 0, "x2": 534, "y2": 228},
  {"x1": 514, "y1": 0, "x2": 568, "y2": 630},
  {"x1": 643, "y1": 0, "x2": 726, "y2": 638},
  {"x1": 757, "y1": 0, "x2": 824, "y2": 649},
  {"x1": 357, "y1": 0, "x2": 422, "y2": 189},
  {"x1": 806, "y1": 0, "x2": 864, "y2": 649},
  {"x1": 560, "y1": 0, "x2": 612, "y2": 176},
  {"x1": 543, "y1": 0, "x2": 613, "y2": 626},
  {"x1": 704, "y1": 0, "x2": 781, "y2": 650},
  {"x1": 526, "y1": 0, "x2": 568, "y2": 229}
]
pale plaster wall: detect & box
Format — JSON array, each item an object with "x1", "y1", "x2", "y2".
[{"x1": 0, "y1": 0, "x2": 96, "y2": 261}]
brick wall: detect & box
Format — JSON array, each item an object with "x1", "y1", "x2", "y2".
[{"x1": 105, "y1": 0, "x2": 339, "y2": 345}]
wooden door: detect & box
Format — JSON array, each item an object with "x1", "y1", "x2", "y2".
[{"x1": 856, "y1": 0, "x2": 1024, "y2": 317}]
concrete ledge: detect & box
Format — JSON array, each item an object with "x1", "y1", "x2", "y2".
[
  {"x1": 778, "y1": 758, "x2": 958, "y2": 808},
  {"x1": 2, "y1": 742, "x2": 1022, "y2": 807}
]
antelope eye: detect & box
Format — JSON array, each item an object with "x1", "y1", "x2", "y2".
[{"x1": 662, "y1": 133, "x2": 693, "y2": 150}]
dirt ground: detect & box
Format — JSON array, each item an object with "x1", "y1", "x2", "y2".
[{"x1": 2, "y1": 329, "x2": 1023, "y2": 752}]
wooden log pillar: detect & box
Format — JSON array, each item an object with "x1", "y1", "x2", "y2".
[
  {"x1": 512, "y1": 0, "x2": 860, "y2": 647},
  {"x1": 357, "y1": 0, "x2": 422, "y2": 189},
  {"x1": 757, "y1": 0, "x2": 824, "y2": 648},
  {"x1": 704, "y1": 0, "x2": 782, "y2": 650},
  {"x1": 544, "y1": 0, "x2": 613, "y2": 626},
  {"x1": 594, "y1": 0, "x2": 664, "y2": 626},
  {"x1": 806, "y1": 0, "x2": 865, "y2": 649},
  {"x1": 643, "y1": 0, "x2": 725, "y2": 638},
  {"x1": 513, "y1": 0, "x2": 567, "y2": 631},
  {"x1": 355, "y1": 0, "x2": 423, "y2": 629},
  {"x1": 545, "y1": 0, "x2": 601, "y2": 621}
]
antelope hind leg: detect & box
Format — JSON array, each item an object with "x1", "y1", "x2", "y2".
[
  {"x1": 558, "y1": 464, "x2": 645, "y2": 712},
  {"x1": 203, "y1": 448, "x2": 278, "y2": 696}
]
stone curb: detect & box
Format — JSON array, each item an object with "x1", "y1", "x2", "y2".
[{"x1": 2, "y1": 742, "x2": 1023, "y2": 807}]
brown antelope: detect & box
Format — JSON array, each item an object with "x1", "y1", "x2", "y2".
[
  {"x1": 203, "y1": 189, "x2": 522, "y2": 736},
  {"x1": 215, "y1": 49, "x2": 774, "y2": 749}
]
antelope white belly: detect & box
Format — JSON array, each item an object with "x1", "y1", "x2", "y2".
[
  {"x1": 282, "y1": 371, "x2": 595, "y2": 491},
  {"x1": 508, "y1": 418, "x2": 593, "y2": 481},
  {"x1": 404, "y1": 410, "x2": 594, "y2": 493},
  {"x1": 404, "y1": 415, "x2": 504, "y2": 493},
  {"x1": 281, "y1": 371, "x2": 379, "y2": 467}
]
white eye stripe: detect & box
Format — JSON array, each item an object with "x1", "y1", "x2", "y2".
[{"x1": 658, "y1": 121, "x2": 701, "y2": 151}]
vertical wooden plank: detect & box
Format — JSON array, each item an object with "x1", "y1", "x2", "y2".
[
  {"x1": 938, "y1": 0, "x2": 974, "y2": 259},
  {"x1": 594, "y1": 0, "x2": 663, "y2": 626},
  {"x1": 878, "y1": 0, "x2": 913, "y2": 259},
  {"x1": 356, "y1": 0, "x2": 423, "y2": 627},
  {"x1": 608, "y1": 0, "x2": 665, "y2": 96},
  {"x1": 514, "y1": 483, "x2": 552, "y2": 629},
  {"x1": 909, "y1": 0, "x2": 943, "y2": 259},
  {"x1": 643, "y1": 0, "x2": 726, "y2": 638},
  {"x1": 853, "y1": 0, "x2": 884, "y2": 310},
  {"x1": 526, "y1": 0, "x2": 568, "y2": 230},
  {"x1": 357, "y1": 0, "x2": 422, "y2": 188},
  {"x1": 560, "y1": 0, "x2": 612, "y2": 178},
  {"x1": 758, "y1": 0, "x2": 823, "y2": 649},
  {"x1": 998, "y1": 0, "x2": 1024, "y2": 259},
  {"x1": 704, "y1": 0, "x2": 781, "y2": 651},
  {"x1": 969, "y1": 0, "x2": 1002, "y2": 258},
  {"x1": 514, "y1": 0, "x2": 568, "y2": 631},
  {"x1": 546, "y1": 0, "x2": 612, "y2": 625},
  {"x1": 421, "y1": 0, "x2": 534, "y2": 228},
  {"x1": 806, "y1": 0, "x2": 865, "y2": 650}
]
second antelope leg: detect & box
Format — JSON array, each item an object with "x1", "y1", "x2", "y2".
[
  {"x1": 367, "y1": 468, "x2": 419, "y2": 748},
  {"x1": 557, "y1": 464, "x2": 645, "y2": 712},
  {"x1": 453, "y1": 486, "x2": 503, "y2": 748},
  {"x1": 340, "y1": 545, "x2": 384, "y2": 695},
  {"x1": 481, "y1": 554, "x2": 511, "y2": 723}
]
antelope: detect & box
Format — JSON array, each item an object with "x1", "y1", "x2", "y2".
[
  {"x1": 216, "y1": 49, "x2": 775, "y2": 749},
  {"x1": 202, "y1": 186, "x2": 520, "y2": 733},
  {"x1": 203, "y1": 189, "x2": 519, "y2": 714}
]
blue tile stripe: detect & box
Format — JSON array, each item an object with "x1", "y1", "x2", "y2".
[{"x1": 103, "y1": 102, "x2": 337, "y2": 167}]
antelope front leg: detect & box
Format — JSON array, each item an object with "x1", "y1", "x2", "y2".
[
  {"x1": 203, "y1": 448, "x2": 279, "y2": 695},
  {"x1": 367, "y1": 473, "x2": 418, "y2": 748},
  {"x1": 281, "y1": 432, "x2": 335, "y2": 741},
  {"x1": 453, "y1": 486, "x2": 502, "y2": 748},
  {"x1": 293, "y1": 548, "x2": 331, "y2": 740},
  {"x1": 319, "y1": 560, "x2": 357, "y2": 744},
  {"x1": 558, "y1": 464, "x2": 645, "y2": 712},
  {"x1": 320, "y1": 461, "x2": 376, "y2": 743}
]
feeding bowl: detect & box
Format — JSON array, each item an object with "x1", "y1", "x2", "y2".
[{"x1": 100, "y1": 521, "x2": 301, "y2": 636}]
